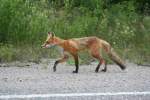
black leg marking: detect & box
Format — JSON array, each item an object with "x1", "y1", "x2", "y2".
[
  {"x1": 53, "y1": 55, "x2": 69, "y2": 72},
  {"x1": 53, "y1": 61, "x2": 59, "y2": 72},
  {"x1": 95, "y1": 62, "x2": 102, "y2": 73}
]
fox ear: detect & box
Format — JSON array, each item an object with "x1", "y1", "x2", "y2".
[
  {"x1": 51, "y1": 32, "x2": 55, "y2": 37},
  {"x1": 48, "y1": 32, "x2": 52, "y2": 35},
  {"x1": 48, "y1": 32, "x2": 55, "y2": 37}
]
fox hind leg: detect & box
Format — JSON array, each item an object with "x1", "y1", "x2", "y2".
[
  {"x1": 89, "y1": 47, "x2": 106, "y2": 73},
  {"x1": 95, "y1": 62, "x2": 102, "y2": 73},
  {"x1": 101, "y1": 60, "x2": 107, "y2": 72},
  {"x1": 95, "y1": 58, "x2": 106, "y2": 73}
]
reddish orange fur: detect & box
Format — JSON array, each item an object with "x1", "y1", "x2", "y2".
[{"x1": 42, "y1": 32, "x2": 126, "y2": 73}]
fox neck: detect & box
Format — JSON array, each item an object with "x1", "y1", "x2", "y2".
[{"x1": 54, "y1": 36, "x2": 65, "y2": 46}]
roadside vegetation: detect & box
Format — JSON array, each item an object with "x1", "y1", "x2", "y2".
[{"x1": 0, "y1": 0, "x2": 150, "y2": 64}]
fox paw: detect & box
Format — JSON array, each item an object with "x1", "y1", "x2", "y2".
[
  {"x1": 101, "y1": 69, "x2": 106, "y2": 72},
  {"x1": 95, "y1": 70, "x2": 99, "y2": 73},
  {"x1": 72, "y1": 70, "x2": 78, "y2": 73}
]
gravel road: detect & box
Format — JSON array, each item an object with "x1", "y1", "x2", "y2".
[{"x1": 0, "y1": 59, "x2": 150, "y2": 100}]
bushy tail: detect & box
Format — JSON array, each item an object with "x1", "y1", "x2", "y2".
[{"x1": 108, "y1": 48, "x2": 126, "y2": 70}]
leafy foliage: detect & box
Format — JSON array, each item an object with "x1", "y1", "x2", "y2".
[{"x1": 0, "y1": 0, "x2": 149, "y2": 63}]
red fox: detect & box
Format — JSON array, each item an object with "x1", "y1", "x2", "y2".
[{"x1": 42, "y1": 32, "x2": 126, "y2": 73}]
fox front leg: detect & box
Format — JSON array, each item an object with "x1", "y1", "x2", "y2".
[
  {"x1": 72, "y1": 54, "x2": 79, "y2": 73},
  {"x1": 53, "y1": 47, "x2": 69, "y2": 72},
  {"x1": 53, "y1": 55, "x2": 69, "y2": 72},
  {"x1": 53, "y1": 61, "x2": 58, "y2": 72}
]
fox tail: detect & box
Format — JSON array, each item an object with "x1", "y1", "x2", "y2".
[
  {"x1": 108, "y1": 48, "x2": 126, "y2": 70},
  {"x1": 102, "y1": 42, "x2": 126, "y2": 70}
]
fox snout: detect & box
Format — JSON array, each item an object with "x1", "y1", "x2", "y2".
[{"x1": 41, "y1": 44, "x2": 56, "y2": 48}]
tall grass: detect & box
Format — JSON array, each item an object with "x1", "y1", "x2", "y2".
[{"x1": 0, "y1": 0, "x2": 149, "y2": 64}]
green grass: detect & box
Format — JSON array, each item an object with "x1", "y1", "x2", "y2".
[
  {"x1": 0, "y1": 44, "x2": 59, "y2": 63},
  {"x1": 0, "y1": 0, "x2": 150, "y2": 64},
  {"x1": 0, "y1": 44, "x2": 149, "y2": 65}
]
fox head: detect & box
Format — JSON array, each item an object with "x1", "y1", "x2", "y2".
[{"x1": 41, "y1": 32, "x2": 57, "y2": 48}]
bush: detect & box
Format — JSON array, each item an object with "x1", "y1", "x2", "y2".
[{"x1": 0, "y1": 0, "x2": 149, "y2": 64}]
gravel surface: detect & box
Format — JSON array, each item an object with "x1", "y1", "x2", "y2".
[{"x1": 0, "y1": 59, "x2": 150, "y2": 100}]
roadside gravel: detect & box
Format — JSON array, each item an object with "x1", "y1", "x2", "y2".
[{"x1": 0, "y1": 59, "x2": 150, "y2": 96}]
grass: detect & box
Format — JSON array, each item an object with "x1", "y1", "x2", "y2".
[
  {"x1": 0, "y1": 43, "x2": 149, "y2": 65},
  {"x1": 0, "y1": 44, "x2": 59, "y2": 63},
  {"x1": 0, "y1": 0, "x2": 150, "y2": 65}
]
